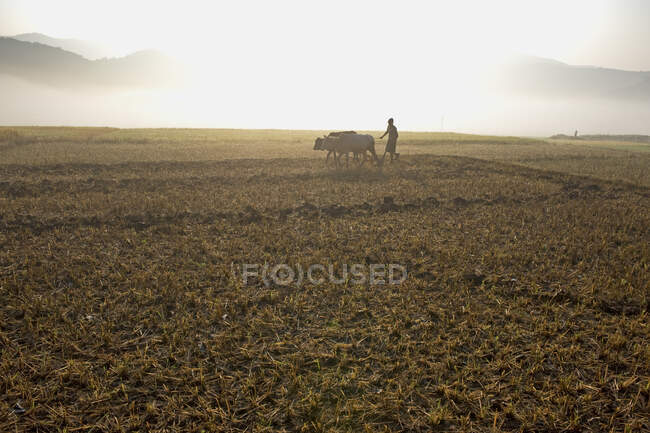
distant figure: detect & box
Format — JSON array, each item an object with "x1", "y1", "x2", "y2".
[
  {"x1": 574, "y1": 130, "x2": 578, "y2": 138},
  {"x1": 379, "y1": 118, "x2": 399, "y2": 163}
]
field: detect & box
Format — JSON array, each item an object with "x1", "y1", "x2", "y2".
[
  {"x1": 548, "y1": 137, "x2": 650, "y2": 156},
  {"x1": 1, "y1": 127, "x2": 649, "y2": 432}
]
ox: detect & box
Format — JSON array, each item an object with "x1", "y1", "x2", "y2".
[{"x1": 314, "y1": 132, "x2": 379, "y2": 167}]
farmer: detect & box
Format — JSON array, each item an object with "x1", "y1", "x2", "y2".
[{"x1": 379, "y1": 118, "x2": 399, "y2": 163}]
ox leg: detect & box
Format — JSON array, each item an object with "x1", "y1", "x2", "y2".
[
  {"x1": 358, "y1": 151, "x2": 367, "y2": 167},
  {"x1": 334, "y1": 152, "x2": 343, "y2": 167},
  {"x1": 353, "y1": 152, "x2": 362, "y2": 167},
  {"x1": 326, "y1": 150, "x2": 332, "y2": 166}
]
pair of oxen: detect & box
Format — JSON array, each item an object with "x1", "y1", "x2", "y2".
[{"x1": 313, "y1": 131, "x2": 380, "y2": 167}]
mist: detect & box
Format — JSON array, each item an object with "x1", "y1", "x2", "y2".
[
  {"x1": 2, "y1": 0, "x2": 650, "y2": 135},
  {"x1": 2, "y1": 56, "x2": 650, "y2": 136}
]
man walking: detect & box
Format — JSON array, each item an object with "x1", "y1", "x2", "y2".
[{"x1": 379, "y1": 118, "x2": 399, "y2": 163}]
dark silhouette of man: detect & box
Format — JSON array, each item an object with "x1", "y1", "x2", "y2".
[{"x1": 379, "y1": 118, "x2": 399, "y2": 163}]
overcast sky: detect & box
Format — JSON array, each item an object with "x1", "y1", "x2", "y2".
[{"x1": 2, "y1": 0, "x2": 650, "y2": 71}]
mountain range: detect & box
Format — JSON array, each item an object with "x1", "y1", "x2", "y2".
[
  {"x1": 498, "y1": 55, "x2": 650, "y2": 100},
  {"x1": 1, "y1": 33, "x2": 649, "y2": 100},
  {"x1": 10, "y1": 32, "x2": 121, "y2": 60},
  {"x1": 0, "y1": 35, "x2": 183, "y2": 88}
]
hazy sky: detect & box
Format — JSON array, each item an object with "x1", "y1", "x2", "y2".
[
  {"x1": 2, "y1": 0, "x2": 650, "y2": 70},
  {"x1": 2, "y1": 0, "x2": 649, "y2": 133}
]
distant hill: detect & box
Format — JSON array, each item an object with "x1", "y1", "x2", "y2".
[
  {"x1": 499, "y1": 55, "x2": 650, "y2": 100},
  {"x1": 10, "y1": 32, "x2": 119, "y2": 60},
  {"x1": 610, "y1": 77, "x2": 650, "y2": 100},
  {"x1": 0, "y1": 37, "x2": 184, "y2": 88},
  {"x1": 3, "y1": 33, "x2": 650, "y2": 102}
]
